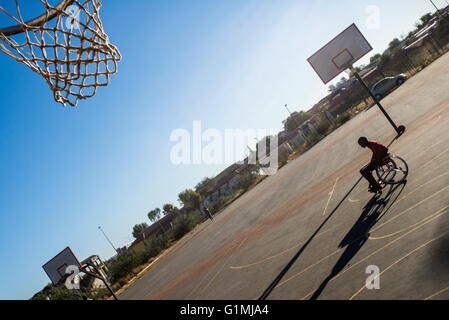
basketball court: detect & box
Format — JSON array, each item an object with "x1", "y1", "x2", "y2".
[
  {"x1": 1, "y1": 3, "x2": 448, "y2": 300},
  {"x1": 119, "y1": 49, "x2": 449, "y2": 300}
]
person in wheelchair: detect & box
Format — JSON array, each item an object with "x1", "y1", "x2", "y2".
[{"x1": 358, "y1": 137, "x2": 389, "y2": 193}]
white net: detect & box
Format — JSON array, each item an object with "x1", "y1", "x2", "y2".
[{"x1": 0, "y1": 0, "x2": 121, "y2": 106}]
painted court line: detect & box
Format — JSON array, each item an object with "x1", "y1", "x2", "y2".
[
  {"x1": 349, "y1": 230, "x2": 449, "y2": 300},
  {"x1": 323, "y1": 177, "x2": 339, "y2": 216},
  {"x1": 299, "y1": 206, "x2": 449, "y2": 300},
  {"x1": 229, "y1": 223, "x2": 342, "y2": 270},
  {"x1": 195, "y1": 236, "x2": 248, "y2": 299},
  {"x1": 370, "y1": 204, "x2": 449, "y2": 240},
  {"x1": 424, "y1": 286, "x2": 449, "y2": 300}
]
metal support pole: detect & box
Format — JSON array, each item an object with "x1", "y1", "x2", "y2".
[
  {"x1": 350, "y1": 66, "x2": 405, "y2": 136},
  {"x1": 82, "y1": 264, "x2": 118, "y2": 300},
  {"x1": 429, "y1": 0, "x2": 442, "y2": 15}
]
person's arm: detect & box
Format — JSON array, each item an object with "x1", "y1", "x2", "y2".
[
  {"x1": 379, "y1": 144, "x2": 389, "y2": 160},
  {"x1": 367, "y1": 142, "x2": 375, "y2": 163}
]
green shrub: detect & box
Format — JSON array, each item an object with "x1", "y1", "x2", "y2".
[
  {"x1": 236, "y1": 172, "x2": 254, "y2": 190},
  {"x1": 292, "y1": 142, "x2": 307, "y2": 155},
  {"x1": 315, "y1": 120, "x2": 333, "y2": 136},
  {"x1": 142, "y1": 234, "x2": 168, "y2": 261},
  {"x1": 305, "y1": 131, "x2": 321, "y2": 147},
  {"x1": 89, "y1": 287, "x2": 111, "y2": 300},
  {"x1": 210, "y1": 195, "x2": 232, "y2": 214},
  {"x1": 31, "y1": 283, "x2": 85, "y2": 300},
  {"x1": 169, "y1": 212, "x2": 198, "y2": 241},
  {"x1": 278, "y1": 146, "x2": 291, "y2": 167},
  {"x1": 336, "y1": 112, "x2": 351, "y2": 125},
  {"x1": 106, "y1": 250, "x2": 142, "y2": 283}
]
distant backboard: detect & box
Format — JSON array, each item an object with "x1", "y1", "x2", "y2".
[
  {"x1": 307, "y1": 23, "x2": 372, "y2": 84},
  {"x1": 42, "y1": 247, "x2": 81, "y2": 285}
]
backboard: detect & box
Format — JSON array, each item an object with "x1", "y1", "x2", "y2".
[
  {"x1": 307, "y1": 23, "x2": 372, "y2": 84},
  {"x1": 42, "y1": 247, "x2": 82, "y2": 285}
]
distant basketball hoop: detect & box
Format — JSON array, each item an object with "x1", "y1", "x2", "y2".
[{"x1": 43, "y1": 246, "x2": 118, "y2": 300}]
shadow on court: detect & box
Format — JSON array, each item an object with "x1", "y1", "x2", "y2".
[
  {"x1": 257, "y1": 136, "x2": 404, "y2": 300},
  {"x1": 258, "y1": 176, "x2": 363, "y2": 300},
  {"x1": 258, "y1": 174, "x2": 406, "y2": 300},
  {"x1": 309, "y1": 181, "x2": 406, "y2": 300}
]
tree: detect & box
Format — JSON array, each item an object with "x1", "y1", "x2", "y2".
[
  {"x1": 147, "y1": 208, "x2": 161, "y2": 223},
  {"x1": 195, "y1": 177, "x2": 216, "y2": 195},
  {"x1": 435, "y1": 13, "x2": 449, "y2": 36},
  {"x1": 178, "y1": 189, "x2": 201, "y2": 211},
  {"x1": 370, "y1": 53, "x2": 381, "y2": 64},
  {"x1": 327, "y1": 84, "x2": 336, "y2": 92},
  {"x1": 132, "y1": 223, "x2": 149, "y2": 238},
  {"x1": 334, "y1": 76, "x2": 348, "y2": 89},
  {"x1": 348, "y1": 66, "x2": 361, "y2": 78},
  {"x1": 32, "y1": 283, "x2": 85, "y2": 300},
  {"x1": 162, "y1": 203, "x2": 179, "y2": 216},
  {"x1": 282, "y1": 111, "x2": 312, "y2": 131},
  {"x1": 388, "y1": 38, "x2": 401, "y2": 49},
  {"x1": 415, "y1": 21, "x2": 423, "y2": 31},
  {"x1": 420, "y1": 13, "x2": 433, "y2": 26},
  {"x1": 236, "y1": 165, "x2": 259, "y2": 191}
]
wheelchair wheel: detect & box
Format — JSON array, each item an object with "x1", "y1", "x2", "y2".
[{"x1": 376, "y1": 156, "x2": 408, "y2": 185}]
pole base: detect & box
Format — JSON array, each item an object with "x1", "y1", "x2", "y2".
[{"x1": 396, "y1": 125, "x2": 406, "y2": 136}]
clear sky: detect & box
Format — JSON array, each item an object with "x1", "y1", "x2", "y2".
[{"x1": 0, "y1": 0, "x2": 440, "y2": 299}]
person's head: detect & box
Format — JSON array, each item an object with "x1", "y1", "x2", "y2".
[{"x1": 358, "y1": 137, "x2": 369, "y2": 148}]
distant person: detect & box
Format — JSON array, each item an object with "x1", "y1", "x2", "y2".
[
  {"x1": 358, "y1": 137, "x2": 389, "y2": 193},
  {"x1": 203, "y1": 207, "x2": 214, "y2": 221}
]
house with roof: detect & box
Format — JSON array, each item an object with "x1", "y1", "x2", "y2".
[{"x1": 128, "y1": 211, "x2": 182, "y2": 254}]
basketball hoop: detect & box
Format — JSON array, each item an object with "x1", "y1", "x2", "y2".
[
  {"x1": 0, "y1": 0, "x2": 121, "y2": 106},
  {"x1": 307, "y1": 24, "x2": 372, "y2": 84},
  {"x1": 307, "y1": 23, "x2": 405, "y2": 136}
]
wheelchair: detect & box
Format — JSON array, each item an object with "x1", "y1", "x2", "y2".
[{"x1": 375, "y1": 154, "x2": 409, "y2": 188}]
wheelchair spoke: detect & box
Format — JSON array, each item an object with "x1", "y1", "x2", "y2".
[{"x1": 375, "y1": 155, "x2": 408, "y2": 185}]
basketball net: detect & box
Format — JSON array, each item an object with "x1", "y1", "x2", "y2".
[{"x1": 0, "y1": 0, "x2": 121, "y2": 106}]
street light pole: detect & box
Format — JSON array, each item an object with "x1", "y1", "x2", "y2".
[
  {"x1": 429, "y1": 0, "x2": 442, "y2": 14},
  {"x1": 284, "y1": 104, "x2": 301, "y2": 128},
  {"x1": 284, "y1": 104, "x2": 293, "y2": 115},
  {"x1": 98, "y1": 226, "x2": 117, "y2": 253}
]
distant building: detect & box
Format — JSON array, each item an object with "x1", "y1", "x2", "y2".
[
  {"x1": 116, "y1": 242, "x2": 133, "y2": 254},
  {"x1": 79, "y1": 255, "x2": 110, "y2": 290},
  {"x1": 129, "y1": 211, "x2": 181, "y2": 254}
]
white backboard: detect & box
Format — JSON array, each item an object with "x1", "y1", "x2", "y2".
[
  {"x1": 42, "y1": 247, "x2": 81, "y2": 285},
  {"x1": 307, "y1": 23, "x2": 372, "y2": 84}
]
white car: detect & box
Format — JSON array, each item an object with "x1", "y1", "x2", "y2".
[{"x1": 371, "y1": 74, "x2": 407, "y2": 100}]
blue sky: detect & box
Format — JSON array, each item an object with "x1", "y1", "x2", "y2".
[{"x1": 0, "y1": 0, "x2": 439, "y2": 299}]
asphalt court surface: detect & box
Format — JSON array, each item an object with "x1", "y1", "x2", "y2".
[{"x1": 120, "y1": 51, "x2": 449, "y2": 300}]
